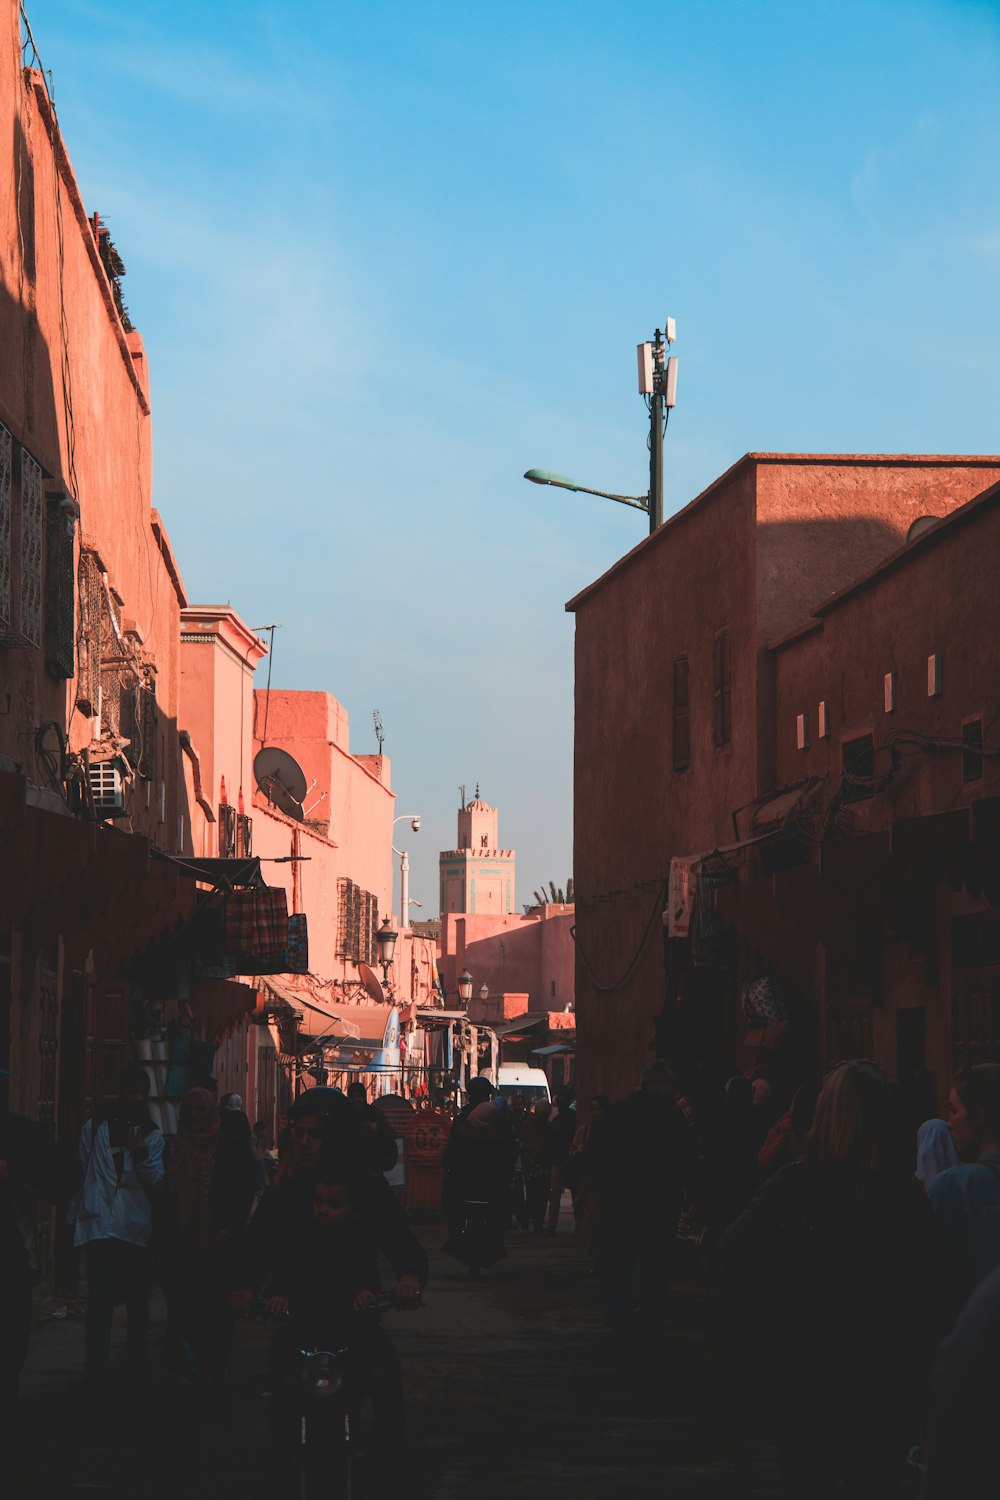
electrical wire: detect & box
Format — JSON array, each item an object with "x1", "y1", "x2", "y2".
[{"x1": 570, "y1": 879, "x2": 669, "y2": 993}]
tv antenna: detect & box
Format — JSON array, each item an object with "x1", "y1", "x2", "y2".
[{"x1": 373, "y1": 710, "x2": 385, "y2": 753}]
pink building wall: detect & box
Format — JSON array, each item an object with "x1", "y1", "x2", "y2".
[
  {"x1": 0, "y1": 32, "x2": 189, "y2": 850},
  {"x1": 178, "y1": 606, "x2": 267, "y2": 857},
  {"x1": 439, "y1": 905, "x2": 575, "y2": 1014}
]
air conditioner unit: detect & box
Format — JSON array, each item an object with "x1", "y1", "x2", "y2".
[{"x1": 88, "y1": 759, "x2": 127, "y2": 818}]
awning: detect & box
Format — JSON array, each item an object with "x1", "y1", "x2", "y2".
[
  {"x1": 259, "y1": 979, "x2": 363, "y2": 1038},
  {"x1": 530, "y1": 1042, "x2": 576, "y2": 1057},
  {"x1": 188, "y1": 978, "x2": 258, "y2": 1043},
  {"x1": 486, "y1": 1015, "x2": 548, "y2": 1038}
]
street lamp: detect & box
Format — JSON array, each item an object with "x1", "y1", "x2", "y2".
[
  {"x1": 524, "y1": 319, "x2": 677, "y2": 536},
  {"x1": 375, "y1": 918, "x2": 398, "y2": 985},
  {"x1": 524, "y1": 470, "x2": 649, "y2": 514},
  {"x1": 392, "y1": 814, "x2": 421, "y2": 930},
  {"x1": 458, "y1": 968, "x2": 474, "y2": 1006},
  {"x1": 479, "y1": 983, "x2": 489, "y2": 1004}
]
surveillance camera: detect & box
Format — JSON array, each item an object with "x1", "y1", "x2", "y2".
[{"x1": 411, "y1": 817, "x2": 421, "y2": 833}]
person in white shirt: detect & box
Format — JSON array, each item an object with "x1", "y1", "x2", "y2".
[{"x1": 73, "y1": 1065, "x2": 164, "y2": 1397}]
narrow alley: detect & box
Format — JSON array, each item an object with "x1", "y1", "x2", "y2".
[{"x1": 13, "y1": 1213, "x2": 787, "y2": 1500}]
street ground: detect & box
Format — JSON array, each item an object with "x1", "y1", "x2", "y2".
[{"x1": 12, "y1": 1201, "x2": 786, "y2": 1499}]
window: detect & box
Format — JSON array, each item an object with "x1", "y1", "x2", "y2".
[
  {"x1": 796, "y1": 713, "x2": 810, "y2": 751},
  {"x1": 0, "y1": 424, "x2": 48, "y2": 651},
  {"x1": 842, "y1": 733, "x2": 875, "y2": 803},
  {"x1": 672, "y1": 655, "x2": 690, "y2": 771},
  {"x1": 336, "y1": 878, "x2": 378, "y2": 964},
  {"x1": 44, "y1": 493, "x2": 77, "y2": 679},
  {"x1": 712, "y1": 630, "x2": 731, "y2": 748},
  {"x1": 218, "y1": 804, "x2": 237, "y2": 858},
  {"x1": 18, "y1": 450, "x2": 42, "y2": 648},
  {"x1": 963, "y1": 720, "x2": 984, "y2": 784}
]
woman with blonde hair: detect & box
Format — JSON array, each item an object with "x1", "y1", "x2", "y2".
[{"x1": 719, "y1": 1061, "x2": 946, "y2": 1499}]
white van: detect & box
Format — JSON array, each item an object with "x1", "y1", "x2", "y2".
[{"x1": 495, "y1": 1064, "x2": 551, "y2": 1106}]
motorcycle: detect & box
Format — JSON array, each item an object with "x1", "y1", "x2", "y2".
[{"x1": 266, "y1": 1292, "x2": 402, "y2": 1500}]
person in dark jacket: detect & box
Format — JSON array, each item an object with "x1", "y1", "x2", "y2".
[
  {"x1": 923, "y1": 1260, "x2": 1000, "y2": 1500},
  {"x1": 719, "y1": 1060, "x2": 948, "y2": 1500},
  {"x1": 163, "y1": 1086, "x2": 256, "y2": 1387},
  {"x1": 346, "y1": 1081, "x2": 399, "y2": 1177},
  {"x1": 588, "y1": 1060, "x2": 694, "y2": 1357},
  {"x1": 928, "y1": 1064, "x2": 1000, "y2": 1315},
  {"x1": 442, "y1": 1079, "x2": 517, "y2": 1266},
  {"x1": 0, "y1": 1107, "x2": 78, "y2": 1470},
  {"x1": 233, "y1": 1088, "x2": 427, "y2": 1305},
  {"x1": 264, "y1": 1166, "x2": 401, "y2": 1493}
]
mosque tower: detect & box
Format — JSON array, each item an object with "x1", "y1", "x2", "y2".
[{"x1": 438, "y1": 786, "x2": 516, "y2": 916}]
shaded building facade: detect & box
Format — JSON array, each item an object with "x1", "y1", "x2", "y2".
[{"x1": 567, "y1": 453, "x2": 1000, "y2": 1108}]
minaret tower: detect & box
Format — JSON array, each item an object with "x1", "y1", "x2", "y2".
[{"x1": 439, "y1": 786, "x2": 516, "y2": 916}]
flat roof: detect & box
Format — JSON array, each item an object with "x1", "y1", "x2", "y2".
[
  {"x1": 769, "y1": 475, "x2": 1000, "y2": 652},
  {"x1": 565, "y1": 452, "x2": 1000, "y2": 615}
]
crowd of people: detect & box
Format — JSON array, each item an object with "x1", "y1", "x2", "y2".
[
  {"x1": 4, "y1": 1055, "x2": 1000, "y2": 1495},
  {"x1": 439, "y1": 1055, "x2": 1000, "y2": 1498},
  {"x1": 0, "y1": 1069, "x2": 425, "y2": 1494}
]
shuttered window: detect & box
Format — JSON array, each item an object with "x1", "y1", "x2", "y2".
[
  {"x1": 672, "y1": 655, "x2": 690, "y2": 771},
  {"x1": 712, "y1": 630, "x2": 732, "y2": 748}
]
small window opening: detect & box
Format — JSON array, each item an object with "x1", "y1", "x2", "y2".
[
  {"x1": 842, "y1": 734, "x2": 875, "y2": 803},
  {"x1": 963, "y1": 720, "x2": 983, "y2": 784}
]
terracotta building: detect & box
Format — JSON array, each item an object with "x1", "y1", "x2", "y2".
[
  {"x1": 567, "y1": 453, "x2": 1000, "y2": 1109},
  {"x1": 0, "y1": 10, "x2": 208, "y2": 1164},
  {"x1": 0, "y1": 4, "x2": 437, "y2": 1295}
]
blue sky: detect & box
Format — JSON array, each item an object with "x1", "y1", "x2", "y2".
[{"x1": 26, "y1": 0, "x2": 1000, "y2": 914}]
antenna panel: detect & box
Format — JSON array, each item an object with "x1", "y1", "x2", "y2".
[
  {"x1": 637, "y1": 342, "x2": 654, "y2": 395},
  {"x1": 664, "y1": 356, "x2": 678, "y2": 408}
]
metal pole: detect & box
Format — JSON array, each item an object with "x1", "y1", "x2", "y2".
[
  {"x1": 400, "y1": 848, "x2": 409, "y2": 929},
  {"x1": 648, "y1": 327, "x2": 664, "y2": 533}
]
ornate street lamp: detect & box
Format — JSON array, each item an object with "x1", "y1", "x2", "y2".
[
  {"x1": 375, "y1": 918, "x2": 398, "y2": 985},
  {"x1": 479, "y1": 983, "x2": 489, "y2": 1003},
  {"x1": 458, "y1": 968, "x2": 473, "y2": 1006}
]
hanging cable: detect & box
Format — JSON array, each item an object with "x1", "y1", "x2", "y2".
[{"x1": 571, "y1": 879, "x2": 669, "y2": 993}]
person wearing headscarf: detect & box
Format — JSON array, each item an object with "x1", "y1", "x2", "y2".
[
  {"x1": 164, "y1": 1086, "x2": 255, "y2": 1388},
  {"x1": 916, "y1": 1118, "x2": 960, "y2": 1192}
]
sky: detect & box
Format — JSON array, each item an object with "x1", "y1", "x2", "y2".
[{"x1": 24, "y1": 0, "x2": 1000, "y2": 915}]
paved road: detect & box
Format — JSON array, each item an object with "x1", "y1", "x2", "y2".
[{"x1": 13, "y1": 1209, "x2": 784, "y2": 1499}]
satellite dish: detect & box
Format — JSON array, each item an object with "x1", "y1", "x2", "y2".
[
  {"x1": 253, "y1": 746, "x2": 307, "y2": 821},
  {"x1": 357, "y1": 962, "x2": 386, "y2": 1004}
]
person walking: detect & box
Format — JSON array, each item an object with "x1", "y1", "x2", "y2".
[
  {"x1": 929, "y1": 1064, "x2": 1000, "y2": 1312},
  {"x1": 72, "y1": 1065, "x2": 164, "y2": 1398},
  {"x1": 719, "y1": 1060, "x2": 947, "y2": 1500},
  {"x1": 588, "y1": 1060, "x2": 693, "y2": 1359},
  {"x1": 517, "y1": 1100, "x2": 553, "y2": 1236},
  {"x1": 163, "y1": 1086, "x2": 256, "y2": 1389}
]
